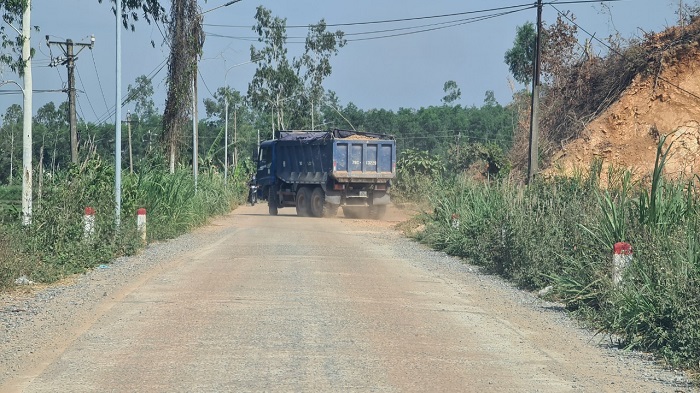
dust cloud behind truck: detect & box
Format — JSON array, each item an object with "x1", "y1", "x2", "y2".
[{"x1": 255, "y1": 129, "x2": 396, "y2": 219}]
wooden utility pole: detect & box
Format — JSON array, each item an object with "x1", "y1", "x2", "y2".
[
  {"x1": 527, "y1": 0, "x2": 543, "y2": 184},
  {"x1": 47, "y1": 35, "x2": 95, "y2": 164}
]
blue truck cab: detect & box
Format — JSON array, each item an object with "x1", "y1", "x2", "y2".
[{"x1": 256, "y1": 129, "x2": 396, "y2": 218}]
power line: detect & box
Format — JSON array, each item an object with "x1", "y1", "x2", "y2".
[
  {"x1": 204, "y1": 0, "x2": 622, "y2": 29},
  {"x1": 198, "y1": 68, "x2": 215, "y2": 98},
  {"x1": 90, "y1": 50, "x2": 110, "y2": 113},
  {"x1": 346, "y1": 8, "x2": 531, "y2": 42},
  {"x1": 205, "y1": 2, "x2": 536, "y2": 29},
  {"x1": 94, "y1": 57, "x2": 168, "y2": 125},
  {"x1": 201, "y1": 0, "x2": 243, "y2": 15},
  {"x1": 76, "y1": 65, "x2": 100, "y2": 120},
  {"x1": 205, "y1": 6, "x2": 534, "y2": 43}
]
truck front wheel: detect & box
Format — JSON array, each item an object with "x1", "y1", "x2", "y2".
[
  {"x1": 268, "y1": 186, "x2": 278, "y2": 216},
  {"x1": 310, "y1": 187, "x2": 325, "y2": 218},
  {"x1": 296, "y1": 187, "x2": 311, "y2": 217}
]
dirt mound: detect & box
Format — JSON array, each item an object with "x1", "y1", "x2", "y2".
[
  {"x1": 547, "y1": 24, "x2": 700, "y2": 179},
  {"x1": 342, "y1": 134, "x2": 377, "y2": 140}
]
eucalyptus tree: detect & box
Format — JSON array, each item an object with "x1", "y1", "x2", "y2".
[
  {"x1": 126, "y1": 75, "x2": 157, "y2": 120},
  {"x1": 123, "y1": 75, "x2": 160, "y2": 168},
  {"x1": 297, "y1": 20, "x2": 346, "y2": 129},
  {"x1": 33, "y1": 101, "x2": 69, "y2": 174},
  {"x1": 248, "y1": 6, "x2": 346, "y2": 132},
  {"x1": 248, "y1": 6, "x2": 301, "y2": 132},
  {"x1": 0, "y1": 104, "x2": 22, "y2": 184},
  {"x1": 441, "y1": 80, "x2": 461, "y2": 105},
  {"x1": 202, "y1": 86, "x2": 256, "y2": 168},
  {"x1": 504, "y1": 22, "x2": 536, "y2": 86}
]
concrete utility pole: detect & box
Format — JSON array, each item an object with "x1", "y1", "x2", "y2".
[
  {"x1": 122, "y1": 111, "x2": 137, "y2": 174},
  {"x1": 115, "y1": 0, "x2": 122, "y2": 228},
  {"x1": 21, "y1": 0, "x2": 32, "y2": 226},
  {"x1": 527, "y1": 0, "x2": 543, "y2": 184},
  {"x1": 47, "y1": 35, "x2": 95, "y2": 165},
  {"x1": 192, "y1": 75, "x2": 198, "y2": 193}
]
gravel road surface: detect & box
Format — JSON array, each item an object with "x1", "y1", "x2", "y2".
[{"x1": 0, "y1": 204, "x2": 696, "y2": 392}]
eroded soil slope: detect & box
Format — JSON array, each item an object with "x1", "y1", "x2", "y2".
[{"x1": 549, "y1": 25, "x2": 700, "y2": 178}]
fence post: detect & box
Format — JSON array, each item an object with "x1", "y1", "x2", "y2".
[
  {"x1": 83, "y1": 207, "x2": 95, "y2": 239},
  {"x1": 137, "y1": 208, "x2": 147, "y2": 244},
  {"x1": 613, "y1": 242, "x2": 633, "y2": 287}
]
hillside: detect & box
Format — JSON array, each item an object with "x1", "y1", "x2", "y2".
[{"x1": 547, "y1": 23, "x2": 700, "y2": 179}]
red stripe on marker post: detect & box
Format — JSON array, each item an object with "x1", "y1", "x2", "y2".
[
  {"x1": 137, "y1": 208, "x2": 147, "y2": 244},
  {"x1": 613, "y1": 242, "x2": 632, "y2": 287}
]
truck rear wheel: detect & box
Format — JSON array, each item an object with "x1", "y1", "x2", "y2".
[
  {"x1": 310, "y1": 187, "x2": 325, "y2": 218},
  {"x1": 296, "y1": 187, "x2": 311, "y2": 217},
  {"x1": 369, "y1": 205, "x2": 387, "y2": 220},
  {"x1": 343, "y1": 206, "x2": 369, "y2": 219},
  {"x1": 323, "y1": 203, "x2": 339, "y2": 218}
]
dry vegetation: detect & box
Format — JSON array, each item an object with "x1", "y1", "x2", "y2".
[{"x1": 510, "y1": 14, "x2": 700, "y2": 179}]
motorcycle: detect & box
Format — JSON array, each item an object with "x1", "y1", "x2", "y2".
[{"x1": 248, "y1": 183, "x2": 258, "y2": 206}]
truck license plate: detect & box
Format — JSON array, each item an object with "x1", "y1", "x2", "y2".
[{"x1": 359, "y1": 191, "x2": 367, "y2": 197}]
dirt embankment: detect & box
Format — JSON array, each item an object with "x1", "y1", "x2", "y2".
[{"x1": 548, "y1": 26, "x2": 700, "y2": 179}]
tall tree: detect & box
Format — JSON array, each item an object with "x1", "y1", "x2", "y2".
[
  {"x1": 441, "y1": 80, "x2": 461, "y2": 105},
  {"x1": 100, "y1": 0, "x2": 166, "y2": 31},
  {"x1": 33, "y1": 101, "x2": 69, "y2": 173},
  {"x1": 0, "y1": 103, "x2": 22, "y2": 184},
  {"x1": 126, "y1": 74, "x2": 157, "y2": 120},
  {"x1": 249, "y1": 7, "x2": 346, "y2": 132},
  {"x1": 0, "y1": 0, "x2": 33, "y2": 73},
  {"x1": 162, "y1": 0, "x2": 204, "y2": 172},
  {"x1": 248, "y1": 6, "x2": 301, "y2": 132},
  {"x1": 297, "y1": 20, "x2": 346, "y2": 129},
  {"x1": 504, "y1": 22, "x2": 536, "y2": 86}
]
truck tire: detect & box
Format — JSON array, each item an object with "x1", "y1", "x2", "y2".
[
  {"x1": 268, "y1": 186, "x2": 278, "y2": 216},
  {"x1": 369, "y1": 205, "x2": 387, "y2": 220},
  {"x1": 343, "y1": 206, "x2": 369, "y2": 219},
  {"x1": 296, "y1": 187, "x2": 311, "y2": 217},
  {"x1": 323, "y1": 203, "x2": 339, "y2": 218},
  {"x1": 310, "y1": 187, "x2": 325, "y2": 218}
]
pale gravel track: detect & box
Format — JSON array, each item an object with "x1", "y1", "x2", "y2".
[{"x1": 0, "y1": 204, "x2": 696, "y2": 392}]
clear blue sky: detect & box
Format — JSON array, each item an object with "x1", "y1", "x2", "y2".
[{"x1": 0, "y1": 0, "x2": 685, "y2": 125}]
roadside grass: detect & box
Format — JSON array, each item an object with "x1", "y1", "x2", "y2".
[
  {"x1": 0, "y1": 156, "x2": 249, "y2": 291},
  {"x1": 399, "y1": 138, "x2": 700, "y2": 372}
]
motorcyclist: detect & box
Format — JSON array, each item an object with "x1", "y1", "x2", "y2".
[{"x1": 248, "y1": 175, "x2": 258, "y2": 205}]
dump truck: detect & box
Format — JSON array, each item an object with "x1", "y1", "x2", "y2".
[{"x1": 255, "y1": 129, "x2": 396, "y2": 219}]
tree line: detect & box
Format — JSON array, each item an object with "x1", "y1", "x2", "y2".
[{"x1": 0, "y1": 3, "x2": 518, "y2": 185}]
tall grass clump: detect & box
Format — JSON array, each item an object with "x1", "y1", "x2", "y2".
[
  {"x1": 415, "y1": 167, "x2": 603, "y2": 290},
  {"x1": 0, "y1": 153, "x2": 249, "y2": 289},
  {"x1": 590, "y1": 137, "x2": 700, "y2": 369},
  {"x1": 415, "y1": 136, "x2": 700, "y2": 371}
]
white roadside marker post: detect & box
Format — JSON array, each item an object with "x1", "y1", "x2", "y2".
[
  {"x1": 137, "y1": 208, "x2": 147, "y2": 244},
  {"x1": 84, "y1": 207, "x2": 96, "y2": 239},
  {"x1": 613, "y1": 242, "x2": 632, "y2": 287}
]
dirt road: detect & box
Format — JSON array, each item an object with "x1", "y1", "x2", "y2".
[{"x1": 0, "y1": 204, "x2": 694, "y2": 392}]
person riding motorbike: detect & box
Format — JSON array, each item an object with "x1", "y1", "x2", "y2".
[{"x1": 248, "y1": 175, "x2": 258, "y2": 205}]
